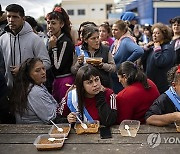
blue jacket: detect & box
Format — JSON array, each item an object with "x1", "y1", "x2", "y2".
[
  {"x1": 110, "y1": 37, "x2": 144, "y2": 93},
  {"x1": 110, "y1": 37, "x2": 144, "y2": 70}
]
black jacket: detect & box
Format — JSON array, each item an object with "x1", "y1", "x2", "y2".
[{"x1": 145, "y1": 93, "x2": 177, "y2": 120}]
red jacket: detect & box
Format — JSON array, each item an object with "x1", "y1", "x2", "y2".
[{"x1": 116, "y1": 79, "x2": 160, "y2": 124}]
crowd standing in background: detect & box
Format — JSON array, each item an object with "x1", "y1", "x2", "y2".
[{"x1": 0, "y1": 3, "x2": 180, "y2": 126}]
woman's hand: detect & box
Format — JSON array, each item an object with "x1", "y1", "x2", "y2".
[
  {"x1": 67, "y1": 112, "x2": 77, "y2": 123},
  {"x1": 146, "y1": 41, "x2": 154, "y2": 48},
  {"x1": 98, "y1": 85, "x2": 105, "y2": 92},
  {"x1": 10, "y1": 65, "x2": 20, "y2": 76},
  {"x1": 101, "y1": 41, "x2": 109, "y2": 46},
  {"x1": 49, "y1": 35, "x2": 57, "y2": 49},
  {"x1": 154, "y1": 42, "x2": 161, "y2": 48},
  {"x1": 77, "y1": 55, "x2": 84, "y2": 65}
]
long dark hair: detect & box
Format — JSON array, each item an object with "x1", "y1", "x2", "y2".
[
  {"x1": 118, "y1": 61, "x2": 150, "y2": 89},
  {"x1": 10, "y1": 58, "x2": 43, "y2": 116},
  {"x1": 81, "y1": 26, "x2": 99, "y2": 51},
  {"x1": 45, "y1": 7, "x2": 72, "y2": 41},
  {"x1": 78, "y1": 21, "x2": 97, "y2": 39},
  {"x1": 75, "y1": 64, "x2": 101, "y2": 120}
]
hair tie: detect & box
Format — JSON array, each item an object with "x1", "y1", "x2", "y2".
[
  {"x1": 53, "y1": 7, "x2": 62, "y2": 13},
  {"x1": 176, "y1": 65, "x2": 180, "y2": 73},
  {"x1": 134, "y1": 63, "x2": 137, "y2": 69}
]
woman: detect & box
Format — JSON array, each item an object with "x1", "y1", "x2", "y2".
[
  {"x1": 71, "y1": 25, "x2": 116, "y2": 88},
  {"x1": 45, "y1": 7, "x2": 75, "y2": 103},
  {"x1": 76, "y1": 21, "x2": 97, "y2": 46},
  {"x1": 133, "y1": 24, "x2": 142, "y2": 44},
  {"x1": 142, "y1": 23, "x2": 175, "y2": 94},
  {"x1": 169, "y1": 16, "x2": 180, "y2": 65},
  {"x1": 146, "y1": 65, "x2": 180, "y2": 126},
  {"x1": 99, "y1": 22, "x2": 114, "y2": 47},
  {"x1": 139, "y1": 24, "x2": 152, "y2": 46},
  {"x1": 111, "y1": 20, "x2": 144, "y2": 93},
  {"x1": 116, "y1": 61, "x2": 160, "y2": 124},
  {"x1": 59, "y1": 64, "x2": 117, "y2": 126},
  {"x1": 10, "y1": 58, "x2": 58, "y2": 124}
]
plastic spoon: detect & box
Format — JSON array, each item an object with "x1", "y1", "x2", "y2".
[
  {"x1": 48, "y1": 137, "x2": 68, "y2": 142},
  {"x1": 125, "y1": 125, "x2": 131, "y2": 136},
  {"x1": 76, "y1": 115, "x2": 88, "y2": 129},
  {"x1": 50, "y1": 120, "x2": 63, "y2": 132}
]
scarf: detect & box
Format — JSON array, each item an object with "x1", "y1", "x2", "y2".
[
  {"x1": 111, "y1": 31, "x2": 136, "y2": 55},
  {"x1": 67, "y1": 89, "x2": 93, "y2": 122},
  {"x1": 75, "y1": 45, "x2": 89, "y2": 64}
]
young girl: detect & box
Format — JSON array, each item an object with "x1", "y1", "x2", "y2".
[
  {"x1": 146, "y1": 65, "x2": 180, "y2": 126},
  {"x1": 45, "y1": 7, "x2": 75, "y2": 103},
  {"x1": 10, "y1": 58, "x2": 58, "y2": 124},
  {"x1": 99, "y1": 22, "x2": 114, "y2": 47},
  {"x1": 116, "y1": 61, "x2": 160, "y2": 124},
  {"x1": 58, "y1": 64, "x2": 117, "y2": 126}
]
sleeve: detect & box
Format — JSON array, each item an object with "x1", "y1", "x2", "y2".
[
  {"x1": 56, "y1": 96, "x2": 71, "y2": 117},
  {"x1": 145, "y1": 96, "x2": 165, "y2": 120},
  {"x1": 33, "y1": 37, "x2": 51, "y2": 70},
  {"x1": 95, "y1": 91, "x2": 117, "y2": 126},
  {"x1": 0, "y1": 50, "x2": 5, "y2": 74},
  {"x1": 71, "y1": 52, "x2": 82, "y2": 75},
  {"x1": 28, "y1": 86, "x2": 57, "y2": 124},
  {"x1": 124, "y1": 38, "x2": 144, "y2": 62},
  {"x1": 101, "y1": 52, "x2": 116, "y2": 73},
  {"x1": 55, "y1": 96, "x2": 71, "y2": 123},
  {"x1": 153, "y1": 44, "x2": 175, "y2": 68}
]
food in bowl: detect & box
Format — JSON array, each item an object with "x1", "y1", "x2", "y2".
[
  {"x1": 34, "y1": 134, "x2": 64, "y2": 151},
  {"x1": 49, "y1": 123, "x2": 71, "y2": 137},
  {"x1": 86, "y1": 57, "x2": 103, "y2": 65},
  {"x1": 119, "y1": 120, "x2": 140, "y2": 137},
  {"x1": 75, "y1": 120, "x2": 100, "y2": 134}
]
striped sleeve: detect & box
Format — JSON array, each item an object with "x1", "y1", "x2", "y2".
[{"x1": 110, "y1": 93, "x2": 117, "y2": 110}]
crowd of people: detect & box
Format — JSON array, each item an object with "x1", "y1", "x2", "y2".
[{"x1": 0, "y1": 4, "x2": 180, "y2": 128}]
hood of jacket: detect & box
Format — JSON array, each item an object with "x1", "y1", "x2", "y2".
[{"x1": 5, "y1": 21, "x2": 33, "y2": 37}]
